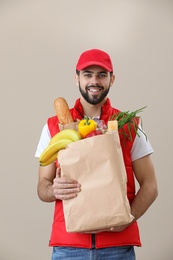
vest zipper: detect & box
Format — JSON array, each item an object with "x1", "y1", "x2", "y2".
[{"x1": 92, "y1": 234, "x2": 96, "y2": 248}]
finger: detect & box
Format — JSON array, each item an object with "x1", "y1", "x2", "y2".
[
  {"x1": 55, "y1": 192, "x2": 78, "y2": 200},
  {"x1": 57, "y1": 177, "x2": 78, "y2": 183},
  {"x1": 54, "y1": 176, "x2": 80, "y2": 186},
  {"x1": 56, "y1": 166, "x2": 61, "y2": 178},
  {"x1": 54, "y1": 177, "x2": 79, "y2": 187},
  {"x1": 56, "y1": 183, "x2": 81, "y2": 190},
  {"x1": 54, "y1": 188, "x2": 80, "y2": 195}
]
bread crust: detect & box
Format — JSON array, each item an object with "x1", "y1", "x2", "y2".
[{"x1": 54, "y1": 97, "x2": 73, "y2": 125}]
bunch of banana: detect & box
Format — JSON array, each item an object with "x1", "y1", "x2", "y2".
[{"x1": 39, "y1": 129, "x2": 81, "y2": 166}]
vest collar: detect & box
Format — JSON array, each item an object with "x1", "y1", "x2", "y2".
[{"x1": 73, "y1": 98, "x2": 114, "y2": 122}]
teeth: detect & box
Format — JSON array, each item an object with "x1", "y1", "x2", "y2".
[
  {"x1": 88, "y1": 87, "x2": 101, "y2": 92},
  {"x1": 90, "y1": 89, "x2": 99, "y2": 92}
]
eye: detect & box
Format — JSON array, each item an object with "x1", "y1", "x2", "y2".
[
  {"x1": 84, "y1": 73, "x2": 92, "y2": 78},
  {"x1": 98, "y1": 73, "x2": 107, "y2": 78}
]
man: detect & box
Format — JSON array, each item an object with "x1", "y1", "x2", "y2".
[{"x1": 35, "y1": 49, "x2": 158, "y2": 260}]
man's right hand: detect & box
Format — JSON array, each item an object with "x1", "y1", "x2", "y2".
[{"x1": 53, "y1": 167, "x2": 81, "y2": 200}]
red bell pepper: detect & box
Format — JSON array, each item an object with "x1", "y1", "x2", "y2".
[{"x1": 85, "y1": 129, "x2": 103, "y2": 138}]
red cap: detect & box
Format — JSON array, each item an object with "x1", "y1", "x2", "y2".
[{"x1": 76, "y1": 49, "x2": 113, "y2": 72}]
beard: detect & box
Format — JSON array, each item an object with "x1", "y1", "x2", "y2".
[{"x1": 79, "y1": 83, "x2": 110, "y2": 105}]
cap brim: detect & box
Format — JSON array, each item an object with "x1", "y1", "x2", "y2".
[{"x1": 76, "y1": 61, "x2": 112, "y2": 72}]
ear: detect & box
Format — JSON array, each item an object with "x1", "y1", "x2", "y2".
[
  {"x1": 75, "y1": 74, "x2": 79, "y2": 86},
  {"x1": 110, "y1": 74, "x2": 115, "y2": 87}
]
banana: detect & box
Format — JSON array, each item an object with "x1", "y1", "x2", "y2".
[
  {"x1": 49, "y1": 129, "x2": 81, "y2": 145},
  {"x1": 39, "y1": 138, "x2": 73, "y2": 166},
  {"x1": 40, "y1": 152, "x2": 58, "y2": 167},
  {"x1": 39, "y1": 129, "x2": 81, "y2": 167}
]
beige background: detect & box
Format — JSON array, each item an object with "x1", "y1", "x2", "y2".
[{"x1": 0, "y1": 0, "x2": 173, "y2": 259}]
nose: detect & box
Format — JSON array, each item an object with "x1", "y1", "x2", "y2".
[{"x1": 90, "y1": 75, "x2": 99, "y2": 86}]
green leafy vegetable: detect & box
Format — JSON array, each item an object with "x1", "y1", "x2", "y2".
[{"x1": 109, "y1": 106, "x2": 147, "y2": 140}]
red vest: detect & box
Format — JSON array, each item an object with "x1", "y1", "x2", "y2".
[{"x1": 48, "y1": 98, "x2": 141, "y2": 248}]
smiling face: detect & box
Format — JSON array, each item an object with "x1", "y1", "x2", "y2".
[{"x1": 76, "y1": 65, "x2": 115, "y2": 105}]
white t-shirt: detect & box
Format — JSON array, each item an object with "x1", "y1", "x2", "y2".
[{"x1": 35, "y1": 123, "x2": 153, "y2": 161}]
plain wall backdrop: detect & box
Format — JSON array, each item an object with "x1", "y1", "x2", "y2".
[{"x1": 0, "y1": 0, "x2": 173, "y2": 259}]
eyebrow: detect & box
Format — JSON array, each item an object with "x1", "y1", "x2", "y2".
[{"x1": 82, "y1": 70, "x2": 107, "y2": 74}]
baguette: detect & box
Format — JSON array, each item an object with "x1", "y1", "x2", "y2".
[{"x1": 54, "y1": 97, "x2": 74, "y2": 125}]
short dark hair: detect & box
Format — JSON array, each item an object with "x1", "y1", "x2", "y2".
[{"x1": 76, "y1": 70, "x2": 113, "y2": 77}]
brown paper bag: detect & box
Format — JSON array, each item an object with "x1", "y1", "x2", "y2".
[
  {"x1": 58, "y1": 120, "x2": 79, "y2": 131},
  {"x1": 58, "y1": 130, "x2": 134, "y2": 233}
]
